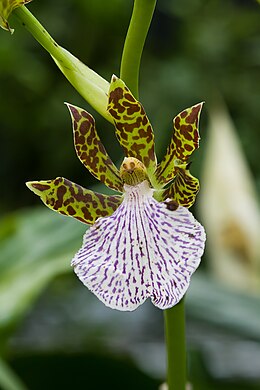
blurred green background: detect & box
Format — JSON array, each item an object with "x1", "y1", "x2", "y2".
[{"x1": 0, "y1": 0, "x2": 260, "y2": 389}]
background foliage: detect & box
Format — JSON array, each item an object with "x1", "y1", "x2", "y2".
[{"x1": 0, "y1": 0, "x2": 259, "y2": 389}]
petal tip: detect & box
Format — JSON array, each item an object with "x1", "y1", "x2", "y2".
[
  {"x1": 26, "y1": 180, "x2": 51, "y2": 195},
  {"x1": 26, "y1": 180, "x2": 37, "y2": 190},
  {"x1": 111, "y1": 74, "x2": 119, "y2": 83},
  {"x1": 64, "y1": 101, "x2": 72, "y2": 109},
  {"x1": 65, "y1": 102, "x2": 78, "y2": 115}
]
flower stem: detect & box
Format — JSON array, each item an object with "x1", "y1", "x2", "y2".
[
  {"x1": 120, "y1": 0, "x2": 157, "y2": 98},
  {"x1": 164, "y1": 298, "x2": 187, "y2": 390},
  {"x1": 120, "y1": 3, "x2": 188, "y2": 388},
  {"x1": 13, "y1": 6, "x2": 69, "y2": 64},
  {"x1": 12, "y1": 6, "x2": 112, "y2": 123}
]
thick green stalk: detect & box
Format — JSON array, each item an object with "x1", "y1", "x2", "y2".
[
  {"x1": 164, "y1": 298, "x2": 187, "y2": 390},
  {"x1": 13, "y1": 6, "x2": 74, "y2": 67},
  {"x1": 120, "y1": 0, "x2": 157, "y2": 98}
]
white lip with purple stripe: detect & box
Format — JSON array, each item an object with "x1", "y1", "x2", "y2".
[{"x1": 72, "y1": 180, "x2": 206, "y2": 311}]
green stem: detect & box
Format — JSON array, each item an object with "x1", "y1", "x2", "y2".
[
  {"x1": 164, "y1": 298, "x2": 187, "y2": 390},
  {"x1": 120, "y1": 3, "x2": 187, "y2": 389},
  {"x1": 120, "y1": 0, "x2": 157, "y2": 98},
  {"x1": 13, "y1": 6, "x2": 71, "y2": 67},
  {"x1": 12, "y1": 6, "x2": 113, "y2": 123}
]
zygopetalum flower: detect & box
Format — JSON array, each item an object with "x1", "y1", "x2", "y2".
[{"x1": 27, "y1": 75, "x2": 206, "y2": 311}]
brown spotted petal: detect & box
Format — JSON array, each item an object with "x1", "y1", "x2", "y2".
[
  {"x1": 154, "y1": 103, "x2": 203, "y2": 187},
  {"x1": 26, "y1": 177, "x2": 122, "y2": 225},
  {"x1": 107, "y1": 76, "x2": 157, "y2": 178},
  {"x1": 66, "y1": 103, "x2": 123, "y2": 192},
  {"x1": 154, "y1": 165, "x2": 200, "y2": 208}
]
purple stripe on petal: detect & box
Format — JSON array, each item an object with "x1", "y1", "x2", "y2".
[{"x1": 72, "y1": 181, "x2": 205, "y2": 311}]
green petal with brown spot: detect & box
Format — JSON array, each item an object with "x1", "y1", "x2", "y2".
[
  {"x1": 26, "y1": 177, "x2": 123, "y2": 225},
  {"x1": 107, "y1": 75, "x2": 157, "y2": 178},
  {"x1": 154, "y1": 103, "x2": 203, "y2": 187},
  {"x1": 66, "y1": 103, "x2": 123, "y2": 192},
  {"x1": 0, "y1": 0, "x2": 32, "y2": 33},
  {"x1": 154, "y1": 166, "x2": 199, "y2": 208}
]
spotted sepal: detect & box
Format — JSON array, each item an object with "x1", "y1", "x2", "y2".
[
  {"x1": 66, "y1": 103, "x2": 123, "y2": 192},
  {"x1": 107, "y1": 75, "x2": 157, "y2": 177},
  {"x1": 155, "y1": 165, "x2": 200, "y2": 208},
  {"x1": 26, "y1": 177, "x2": 122, "y2": 225},
  {"x1": 0, "y1": 0, "x2": 32, "y2": 33},
  {"x1": 155, "y1": 103, "x2": 203, "y2": 187},
  {"x1": 72, "y1": 180, "x2": 205, "y2": 311}
]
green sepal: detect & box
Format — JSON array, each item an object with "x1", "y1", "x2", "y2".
[
  {"x1": 26, "y1": 177, "x2": 122, "y2": 225},
  {"x1": 154, "y1": 165, "x2": 200, "y2": 208},
  {"x1": 0, "y1": 0, "x2": 31, "y2": 33},
  {"x1": 154, "y1": 103, "x2": 203, "y2": 187},
  {"x1": 66, "y1": 103, "x2": 123, "y2": 192},
  {"x1": 107, "y1": 75, "x2": 157, "y2": 178}
]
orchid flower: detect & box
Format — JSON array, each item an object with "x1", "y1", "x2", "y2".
[{"x1": 27, "y1": 75, "x2": 206, "y2": 311}]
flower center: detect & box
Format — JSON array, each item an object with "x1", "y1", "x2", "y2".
[{"x1": 119, "y1": 157, "x2": 149, "y2": 186}]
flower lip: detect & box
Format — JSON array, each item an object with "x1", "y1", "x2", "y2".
[
  {"x1": 119, "y1": 157, "x2": 149, "y2": 186},
  {"x1": 72, "y1": 179, "x2": 206, "y2": 311}
]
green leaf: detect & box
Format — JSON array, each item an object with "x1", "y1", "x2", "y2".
[
  {"x1": 0, "y1": 356, "x2": 28, "y2": 390},
  {"x1": 0, "y1": 207, "x2": 85, "y2": 332},
  {"x1": 187, "y1": 272, "x2": 260, "y2": 340}
]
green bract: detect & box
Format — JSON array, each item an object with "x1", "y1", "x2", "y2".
[{"x1": 52, "y1": 47, "x2": 112, "y2": 123}]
